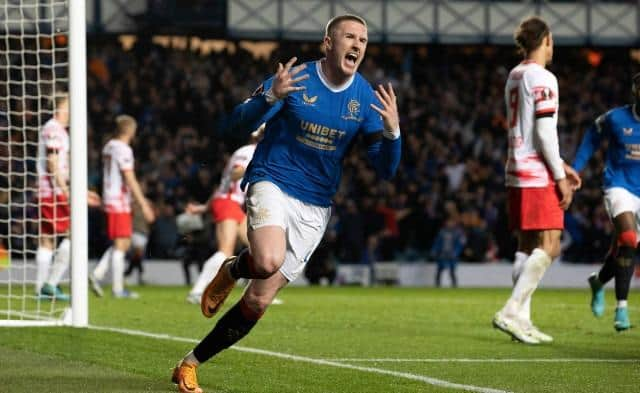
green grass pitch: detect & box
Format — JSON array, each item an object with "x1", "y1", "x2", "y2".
[{"x1": 0, "y1": 286, "x2": 638, "y2": 392}]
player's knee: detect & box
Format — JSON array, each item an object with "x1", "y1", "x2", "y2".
[
  {"x1": 252, "y1": 253, "x2": 283, "y2": 279},
  {"x1": 617, "y1": 230, "x2": 637, "y2": 248}
]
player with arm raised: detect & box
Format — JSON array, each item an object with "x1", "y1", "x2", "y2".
[
  {"x1": 172, "y1": 14, "x2": 402, "y2": 393},
  {"x1": 572, "y1": 72, "x2": 640, "y2": 332},
  {"x1": 492, "y1": 16, "x2": 581, "y2": 344},
  {"x1": 185, "y1": 125, "x2": 263, "y2": 304},
  {"x1": 90, "y1": 115, "x2": 155, "y2": 299}
]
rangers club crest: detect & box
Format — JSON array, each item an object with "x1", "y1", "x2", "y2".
[{"x1": 342, "y1": 99, "x2": 362, "y2": 122}]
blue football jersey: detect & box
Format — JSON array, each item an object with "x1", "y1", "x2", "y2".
[
  {"x1": 573, "y1": 105, "x2": 640, "y2": 196},
  {"x1": 230, "y1": 60, "x2": 401, "y2": 207}
]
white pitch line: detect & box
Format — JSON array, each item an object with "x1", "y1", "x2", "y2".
[
  {"x1": 88, "y1": 324, "x2": 511, "y2": 393},
  {"x1": 327, "y1": 358, "x2": 640, "y2": 363}
]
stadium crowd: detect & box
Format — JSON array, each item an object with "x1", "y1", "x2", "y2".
[{"x1": 2, "y1": 37, "x2": 636, "y2": 266}]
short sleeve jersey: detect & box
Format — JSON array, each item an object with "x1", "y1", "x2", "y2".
[
  {"x1": 37, "y1": 118, "x2": 69, "y2": 198},
  {"x1": 102, "y1": 139, "x2": 134, "y2": 213},
  {"x1": 213, "y1": 143, "x2": 257, "y2": 205}
]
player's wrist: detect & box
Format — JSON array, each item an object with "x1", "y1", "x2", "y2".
[
  {"x1": 263, "y1": 88, "x2": 280, "y2": 105},
  {"x1": 383, "y1": 125, "x2": 401, "y2": 140},
  {"x1": 553, "y1": 170, "x2": 566, "y2": 181}
]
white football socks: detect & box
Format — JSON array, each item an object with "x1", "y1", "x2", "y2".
[
  {"x1": 512, "y1": 251, "x2": 531, "y2": 322},
  {"x1": 111, "y1": 249, "x2": 126, "y2": 294},
  {"x1": 190, "y1": 251, "x2": 226, "y2": 296},
  {"x1": 93, "y1": 246, "x2": 112, "y2": 281},
  {"x1": 35, "y1": 246, "x2": 53, "y2": 293},
  {"x1": 47, "y1": 238, "x2": 70, "y2": 287},
  {"x1": 502, "y1": 248, "x2": 552, "y2": 318}
]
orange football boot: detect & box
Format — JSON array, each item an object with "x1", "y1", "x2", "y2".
[
  {"x1": 171, "y1": 362, "x2": 203, "y2": 393},
  {"x1": 201, "y1": 256, "x2": 237, "y2": 318}
]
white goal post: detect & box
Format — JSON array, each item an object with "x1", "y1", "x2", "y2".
[{"x1": 0, "y1": 0, "x2": 87, "y2": 327}]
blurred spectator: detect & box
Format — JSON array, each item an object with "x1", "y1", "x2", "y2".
[
  {"x1": 430, "y1": 218, "x2": 465, "y2": 287},
  {"x1": 146, "y1": 201, "x2": 178, "y2": 259},
  {"x1": 1, "y1": 36, "x2": 635, "y2": 265}
]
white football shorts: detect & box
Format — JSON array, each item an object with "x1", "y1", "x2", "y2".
[
  {"x1": 604, "y1": 187, "x2": 640, "y2": 234},
  {"x1": 245, "y1": 181, "x2": 330, "y2": 281}
]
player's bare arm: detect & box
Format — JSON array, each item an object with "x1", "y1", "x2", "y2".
[
  {"x1": 269, "y1": 57, "x2": 309, "y2": 101},
  {"x1": 122, "y1": 170, "x2": 155, "y2": 223},
  {"x1": 370, "y1": 82, "x2": 400, "y2": 136},
  {"x1": 229, "y1": 165, "x2": 245, "y2": 182},
  {"x1": 87, "y1": 190, "x2": 102, "y2": 207},
  {"x1": 186, "y1": 203, "x2": 207, "y2": 215}
]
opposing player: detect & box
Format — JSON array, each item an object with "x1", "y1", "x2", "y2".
[
  {"x1": 572, "y1": 73, "x2": 640, "y2": 332},
  {"x1": 172, "y1": 14, "x2": 401, "y2": 392},
  {"x1": 184, "y1": 125, "x2": 263, "y2": 304},
  {"x1": 90, "y1": 115, "x2": 155, "y2": 299},
  {"x1": 492, "y1": 16, "x2": 581, "y2": 344},
  {"x1": 35, "y1": 94, "x2": 73, "y2": 300},
  {"x1": 36, "y1": 94, "x2": 101, "y2": 300}
]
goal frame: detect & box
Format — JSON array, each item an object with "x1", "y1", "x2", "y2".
[
  {"x1": 0, "y1": 0, "x2": 87, "y2": 328},
  {"x1": 69, "y1": 0, "x2": 88, "y2": 328}
]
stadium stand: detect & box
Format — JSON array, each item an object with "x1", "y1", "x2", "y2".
[{"x1": 1, "y1": 38, "x2": 634, "y2": 264}]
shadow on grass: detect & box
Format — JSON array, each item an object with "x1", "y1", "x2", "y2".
[{"x1": 0, "y1": 347, "x2": 169, "y2": 393}]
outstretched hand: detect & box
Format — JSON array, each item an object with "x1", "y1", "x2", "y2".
[
  {"x1": 370, "y1": 83, "x2": 400, "y2": 135},
  {"x1": 271, "y1": 57, "x2": 309, "y2": 100}
]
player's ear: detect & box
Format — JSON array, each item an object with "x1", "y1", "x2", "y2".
[{"x1": 324, "y1": 36, "x2": 332, "y2": 51}]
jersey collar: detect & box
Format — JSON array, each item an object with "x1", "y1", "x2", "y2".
[{"x1": 315, "y1": 60, "x2": 355, "y2": 93}]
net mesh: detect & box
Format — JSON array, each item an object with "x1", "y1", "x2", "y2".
[{"x1": 0, "y1": 0, "x2": 70, "y2": 322}]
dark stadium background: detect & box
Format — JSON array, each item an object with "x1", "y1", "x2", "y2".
[{"x1": 2, "y1": 0, "x2": 638, "y2": 271}]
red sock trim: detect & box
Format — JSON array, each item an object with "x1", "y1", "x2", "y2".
[
  {"x1": 617, "y1": 230, "x2": 637, "y2": 248},
  {"x1": 239, "y1": 298, "x2": 263, "y2": 321}
]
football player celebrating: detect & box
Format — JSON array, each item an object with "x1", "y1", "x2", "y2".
[{"x1": 172, "y1": 14, "x2": 402, "y2": 393}]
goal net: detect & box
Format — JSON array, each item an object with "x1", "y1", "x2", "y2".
[{"x1": 0, "y1": 0, "x2": 87, "y2": 327}]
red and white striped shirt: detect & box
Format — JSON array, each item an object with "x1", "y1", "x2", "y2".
[
  {"x1": 213, "y1": 144, "x2": 256, "y2": 205},
  {"x1": 505, "y1": 61, "x2": 559, "y2": 187},
  {"x1": 102, "y1": 139, "x2": 134, "y2": 213},
  {"x1": 37, "y1": 118, "x2": 69, "y2": 198}
]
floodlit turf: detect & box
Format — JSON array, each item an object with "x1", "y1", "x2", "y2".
[{"x1": 0, "y1": 286, "x2": 639, "y2": 393}]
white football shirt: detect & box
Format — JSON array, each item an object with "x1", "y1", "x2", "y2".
[
  {"x1": 37, "y1": 118, "x2": 69, "y2": 198},
  {"x1": 102, "y1": 139, "x2": 134, "y2": 213},
  {"x1": 504, "y1": 60, "x2": 559, "y2": 187},
  {"x1": 213, "y1": 144, "x2": 256, "y2": 205}
]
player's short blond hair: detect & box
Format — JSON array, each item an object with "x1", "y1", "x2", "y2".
[
  {"x1": 52, "y1": 93, "x2": 69, "y2": 111},
  {"x1": 324, "y1": 14, "x2": 367, "y2": 38},
  {"x1": 115, "y1": 114, "x2": 137, "y2": 135}
]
